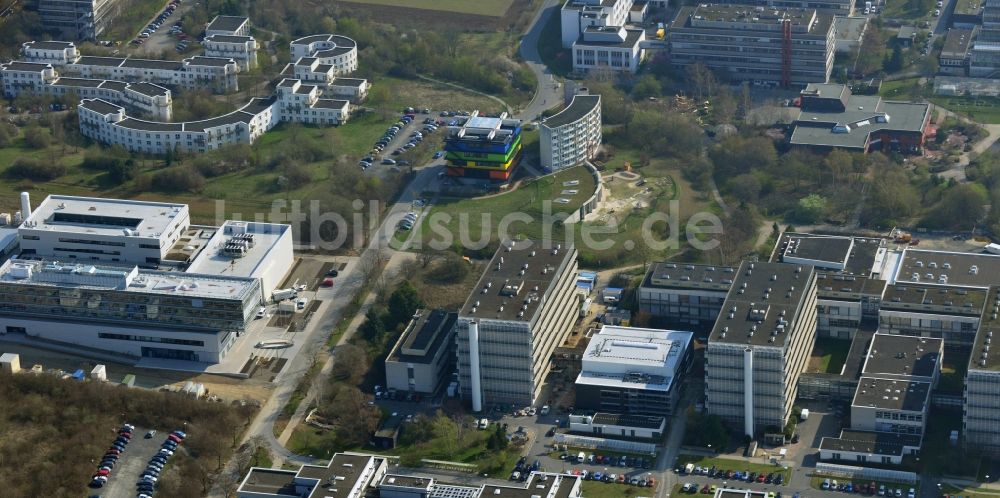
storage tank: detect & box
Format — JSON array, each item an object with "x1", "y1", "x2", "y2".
[{"x1": 19, "y1": 192, "x2": 30, "y2": 220}]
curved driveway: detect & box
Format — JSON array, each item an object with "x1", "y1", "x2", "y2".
[{"x1": 518, "y1": 0, "x2": 565, "y2": 120}]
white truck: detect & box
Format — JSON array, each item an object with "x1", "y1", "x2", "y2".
[
  {"x1": 986, "y1": 243, "x2": 1000, "y2": 255},
  {"x1": 272, "y1": 288, "x2": 298, "y2": 302},
  {"x1": 800, "y1": 408, "x2": 810, "y2": 421}
]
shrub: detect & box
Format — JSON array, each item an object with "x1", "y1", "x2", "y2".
[
  {"x1": 153, "y1": 166, "x2": 205, "y2": 192},
  {"x1": 8, "y1": 157, "x2": 65, "y2": 180},
  {"x1": 22, "y1": 126, "x2": 50, "y2": 149}
]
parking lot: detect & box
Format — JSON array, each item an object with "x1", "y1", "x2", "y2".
[
  {"x1": 129, "y1": 1, "x2": 192, "y2": 56},
  {"x1": 94, "y1": 428, "x2": 166, "y2": 498}
]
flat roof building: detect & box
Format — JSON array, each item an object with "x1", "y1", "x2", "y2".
[
  {"x1": 705, "y1": 261, "x2": 818, "y2": 436},
  {"x1": 206, "y1": 16, "x2": 251, "y2": 37},
  {"x1": 237, "y1": 452, "x2": 388, "y2": 498},
  {"x1": 444, "y1": 111, "x2": 524, "y2": 181},
  {"x1": 669, "y1": 5, "x2": 835, "y2": 88},
  {"x1": 789, "y1": 83, "x2": 931, "y2": 154},
  {"x1": 819, "y1": 429, "x2": 922, "y2": 465},
  {"x1": 964, "y1": 286, "x2": 1000, "y2": 455},
  {"x1": 575, "y1": 326, "x2": 693, "y2": 417},
  {"x1": 540, "y1": 93, "x2": 602, "y2": 172},
  {"x1": 638, "y1": 262, "x2": 735, "y2": 328},
  {"x1": 385, "y1": 309, "x2": 457, "y2": 394},
  {"x1": 456, "y1": 240, "x2": 579, "y2": 408}
]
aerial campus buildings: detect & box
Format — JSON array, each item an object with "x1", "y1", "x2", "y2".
[
  {"x1": 668, "y1": 4, "x2": 835, "y2": 87},
  {"x1": 789, "y1": 83, "x2": 932, "y2": 154},
  {"x1": 561, "y1": 0, "x2": 648, "y2": 74},
  {"x1": 236, "y1": 450, "x2": 582, "y2": 498},
  {"x1": 455, "y1": 240, "x2": 579, "y2": 408},
  {"x1": 0, "y1": 194, "x2": 294, "y2": 364},
  {"x1": 444, "y1": 112, "x2": 524, "y2": 181},
  {"x1": 539, "y1": 92, "x2": 603, "y2": 172},
  {"x1": 635, "y1": 230, "x2": 1000, "y2": 459}
]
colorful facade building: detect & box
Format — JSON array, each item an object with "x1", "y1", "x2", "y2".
[{"x1": 443, "y1": 111, "x2": 523, "y2": 181}]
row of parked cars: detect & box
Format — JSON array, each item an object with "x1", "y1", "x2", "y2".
[
  {"x1": 137, "y1": 429, "x2": 186, "y2": 498},
  {"x1": 681, "y1": 464, "x2": 786, "y2": 485},
  {"x1": 562, "y1": 452, "x2": 653, "y2": 469},
  {"x1": 821, "y1": 479, "x2": 914, "y2": 498},
  {"x1": 90, "y1": 423, "x2": 135, "y2": 488},
  {"x1": 566, "y1": 468, "x2": 657, "y2": 487},
  {"x1": 133, "y1": 0, "x2": 180, "y2": 45}
]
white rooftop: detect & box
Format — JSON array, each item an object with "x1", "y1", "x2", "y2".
[
  {"x1": 0, "y1": 258, "x2": 257, "y2": 301},
  {"x1": 576, "y1": 326, "x2": 692, "y2": 392},
  {"x1": 465, "y1": 116, "x2": 502, "y2": 130},
  {"x1": 185, "y1": 220, "x2": 289, "y2": 278},
  {"x1": 21, "y1": 195, "x2": 188, "y2": 239}
]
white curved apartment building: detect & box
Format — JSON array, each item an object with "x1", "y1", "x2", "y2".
[
  {"x1": 539, "y1": 93, "x2": 602, "y2": 171},
  {"x1": 78, "y1": 79, "x2": 350, "y2": 155},
  {"x1": 289, "y1": 34, "x2": 358, "y2": 75}
]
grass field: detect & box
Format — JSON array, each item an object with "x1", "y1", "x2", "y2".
[
  {"x1": 582, "y1": 481, "x2": 657, "y2": 497},
  {"x1": 340, "y1": 0, "x2": 513, "y2": 16},
  {"x1": 941, "y1": 483, "x2": 1000, "y2": 498},
  {"x1": 809, "y1": 338, "x2": 851, "y2": 374},
  {"x1": 676, "y1": 455, "x2": 791, "y2": 482},
  {"x1": 932, "y1": 96, "x2": 1000, "y2": 124},
  {"x1": 409, "y1": 165, "x2": 596, "y2": 250}
]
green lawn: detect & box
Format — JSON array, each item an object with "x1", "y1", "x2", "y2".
[
  {"x1": 883, "y1": 0, "x2": 933, "y2": 21},
  {"x1": 810, "y1": 338, "x2": 851, "y2": 374},
  {"x1": 941, "y1": 483, "x2": 1000, "y2": 498},
  {"x1": 410, "y1": 165, "x2": 595, "y2": 250},
  {"x1": 340, "y1": 0, "x2": 513, "y2": 17},
  {"x1": 582, "y1": 480, "x2": 657, "y2": 498},
  {"x1": 931, "y1": 96, "x2": 1000, "y2": 125},
  {"x1": 879, "y1": 78, "x2": 923, "y2": 100},
  {"x1": 676, "y1": 455, "x2": 791, "y2": 482}
]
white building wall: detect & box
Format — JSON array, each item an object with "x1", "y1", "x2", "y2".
[{"x1": 0, "y1": 316, "x2": 231, "y2": 363}]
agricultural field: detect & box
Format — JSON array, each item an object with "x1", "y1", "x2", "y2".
[{"x1": 339, "y1": 0, "x2": 514, "y2": 16}]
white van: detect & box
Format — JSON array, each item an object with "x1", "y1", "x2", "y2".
[
  {"x1": 478, "y1": 418, "x2": 489, "y2": 430},
  {"x1": 577, "y1": 452, "x2": 586, "y2": 464}
]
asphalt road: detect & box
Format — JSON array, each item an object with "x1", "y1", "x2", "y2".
[{"x1": 517, "y1": 0, "x2": 564, "y2": 121}]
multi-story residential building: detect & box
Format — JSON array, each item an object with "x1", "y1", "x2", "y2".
[
  {"x1": 205, "y1": 15, "x2": 250, "y2": 37},
  {"x1": 964, "y1": 286, "x2": 1000, "y2": 455},
  {"x1": 637, "y1": 262, "x2": 734, "y2": 329},
  {"x1": 705, "y1": 261, "x2": 818, "y2": 437},
  {"x1": 203, "y1": 35, "x2": 258, "y2": 71},
  {"x1": 77, "y1": 79, "x2": 350, "y2": 154},
  {"x1": 940, "y1": 28, "x2": 976, "y2": 76},
  {"x1": 444, "y1": 112, "x2": 524, "y2": 181},
  {"x1": 0, "y1": 61, "x2": 59, "y2": 96},
  {"x1": 789, "y1": 83, "x2": 931, "y2": 153},
  {"x1": 60, "y1": 55, "x2": 240, "y2": 93},
  {"x1": 38, "y1": 0, "x2": 121, "y2": 39},
  {"x1": 669, "y1": 5, "x2": 835, "y2": 87},
  {"x1": 384, "y1": 309, "x2": 457, "y2": 395},
  {"x1": 326, "y1": 77, "x2": 369, "y2": 103},
  {"x1": 455, "y1": 240, "x2": 579, "y2": 408},
  {"x1": 540, "y1": 93, "x2": 602, "y2": 172},
  {"x1": 21, "y1": 40, "x2": 80, "y2": 65},
  {"x1": 574, "y1": 326, "x2": 693, "y2": 417},
  {"x1": 289, "y1": 34, "x2": 359, "y2": 74}
]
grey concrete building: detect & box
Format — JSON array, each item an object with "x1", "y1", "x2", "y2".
[
  {"x1": 38, "y1": 0, "x2": 121, "y2": 40},
  {"x1": 668, "y1": 4, "x2": 835, "y2": 87},
  {"x1": 384, "y1": 309, "x2": 457, "y2": 395},
  {"x1": 964, "y1": 286, "x2": 1000, "y2": 455},
  {"x1": 638, "y1": 262, "x2": 734, "y2": 328},
  {"x1": 456, "y1": 240, "x2": 579, "y2": 409},
  {"x1": 705, "y1": 261, "x2": 818, "y2": 437}
]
